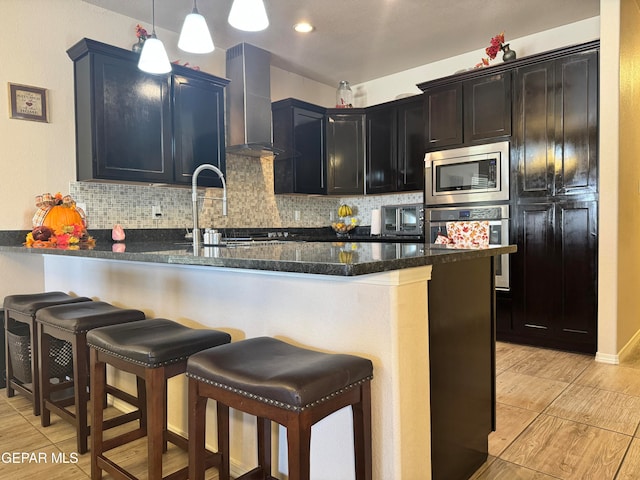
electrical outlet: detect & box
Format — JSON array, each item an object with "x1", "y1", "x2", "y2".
[
  {"x1": 294, "y1": 210, "x2": 301, "y2": 221},
  {"x1": 329, "y1": 211, "x2": 335, "y2": 221},
  {"x1": 152, "y1": 205, "x2": 162, "y2": 219}
]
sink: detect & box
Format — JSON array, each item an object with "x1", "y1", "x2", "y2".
[{"x1": 175, "y1": 239, "x2": 289, "y2": 248}]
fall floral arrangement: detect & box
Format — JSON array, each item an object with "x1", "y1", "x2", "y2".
[
  {"x1": 475, "y1": 32, "x2": 506, "y2": 68},
  {"x1": 24, "y1": 193, "x2": 95, "y2": 250},
  {"x1": 135, "y1": 24, "x2": 149, "y2": 41}
]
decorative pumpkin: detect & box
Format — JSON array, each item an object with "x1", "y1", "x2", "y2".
[
  {"x1": 31, "y1": 225, "x2": 53, "y2": 241},
  {"x1": 42, "y1": 205, "x2": 84, "y2": 234}
]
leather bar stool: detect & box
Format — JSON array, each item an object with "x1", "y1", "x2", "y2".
[
  {"x1": 36, "y1": 301, "x2": 147, "y2": 454},
  {"x1": 87, "y1": 318, "x2": 231, "y2": 480},
  {"x1": 3, "y1": 291, "x2": 92, "y2": 415},
  {"x1": 186, "y1": 337, "x2": 374, "y2": 480}
]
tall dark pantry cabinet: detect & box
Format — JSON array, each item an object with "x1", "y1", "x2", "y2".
[{"x1": 504, "y1": 44, "x2": 599, "y2": 354}]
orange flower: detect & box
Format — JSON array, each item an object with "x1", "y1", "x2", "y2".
[{"x1": 477, "y1": 32, "x2": 507, "y2": 67}]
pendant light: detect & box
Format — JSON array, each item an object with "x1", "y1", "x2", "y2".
[
  {"x1": 138, "y1": 0, "x2": 172, "y2": 74},
  {"x1": 178, "y1": 0, "x2": 214, "y2": 53},
  {"x1": 228, "y1": 0, "x2": 269, "y2": 32}
]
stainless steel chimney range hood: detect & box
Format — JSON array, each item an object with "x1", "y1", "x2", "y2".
[{"x1": 225, "y1": 43, "x2": 283, "y2": 157}]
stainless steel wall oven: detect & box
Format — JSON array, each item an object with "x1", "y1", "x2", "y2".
[{"x1": 426, "y1": 205, "x2": 510, "y2": 290}]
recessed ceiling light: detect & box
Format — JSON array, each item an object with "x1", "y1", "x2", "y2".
[{"x1": 294, "y1": 22, "x2": 314, "y2": 33}]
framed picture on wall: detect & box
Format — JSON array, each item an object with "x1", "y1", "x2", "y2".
[{"x1": 8, "y1": 83, "x2": 49, "y2": 122}]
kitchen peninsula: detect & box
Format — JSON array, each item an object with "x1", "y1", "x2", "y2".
[{"x1": 0, "y1": 239, "x2": 515, "y2": 480}]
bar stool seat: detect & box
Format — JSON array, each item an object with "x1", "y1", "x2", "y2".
[
  {"x1": 186, "y1": 336, "x2": 374, "y2": 480},
  {"x1": 36, "y1": 301, "x2": 146, "y2": 454},
  {"x1": 87, "y1": 318, "x2": 232, "y2": 480},
  {"x1": 3, "y1": 291, "x2": 92, "y2": 415}
]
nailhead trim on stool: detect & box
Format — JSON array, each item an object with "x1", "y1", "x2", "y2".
[
  {"x1": 186, "y1": 336, "x2": 374, "y2": 480},
  {"x1": 3, "y1": 291, "x2": 92, "y2": 416},
  {"x1": 87, "y1": 318, "x2": 231, "y2": 480},
  {"x1": 36, "y1": 301, "x2": 146, "y2": 454}
]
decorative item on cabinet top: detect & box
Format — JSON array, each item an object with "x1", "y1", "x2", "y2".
[
  {"x1": 474, "y1": 32, "x2": 516, "y2": 69},
  {"x1": 132, "y1": 24, "x2": 148, "y2": 53}
]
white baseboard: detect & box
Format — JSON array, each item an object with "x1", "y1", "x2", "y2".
[
  {"x1": 595, "y1": 351, "x2": 619, "y2": 364},
  {"x1": 596, "y1": 327, "x2": 640, "y2": 365}
]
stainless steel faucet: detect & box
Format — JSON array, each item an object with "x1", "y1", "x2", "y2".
[{"x1": 192, "y1": 164, "x2": 227, "y2": 251}]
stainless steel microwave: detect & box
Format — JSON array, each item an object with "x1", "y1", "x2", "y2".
[
  {"x1": 381, "y1": 203, "x2": 424, "y2": 237},
  {"x1": 425, "y1": 141, "x2": 510, "y2": 205}
]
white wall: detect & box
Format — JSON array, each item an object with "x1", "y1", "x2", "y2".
[
  {"x1": 355, "y1": 17, "x2": 601, "y2": 106},
  {"x1": 0, "y1": 0, "x2": 224, "y2": 231}
]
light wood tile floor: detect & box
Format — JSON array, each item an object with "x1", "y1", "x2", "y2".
[
  {"x1": 472, "y1": 341, "x2": 640, "y2": 480},
  {"x1": 0, "y1": 391, "x2": 220, "y2": 480},
  {"x1": 3, "y1": 341, "x2": 640, "y2": 479}
]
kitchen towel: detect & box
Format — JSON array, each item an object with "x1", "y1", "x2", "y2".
[{"x1": 371, "y1": 209, "x2": 382, "y2": 235}]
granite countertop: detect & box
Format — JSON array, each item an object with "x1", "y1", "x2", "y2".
[{"x1": 0, "y1": 229, "x2": 516, "y2": 276}]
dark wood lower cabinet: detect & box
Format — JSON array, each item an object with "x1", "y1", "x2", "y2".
[
  {"x1": 502, "y1": 199, "x2": 598, "y2": 353},
  {"x1": 429, "y1": 257, "x2": 495, "y2": 479}
]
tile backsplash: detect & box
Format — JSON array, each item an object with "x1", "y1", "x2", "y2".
[{"x1": 70, "y1": 154, "x2": 423, "y2": 231}]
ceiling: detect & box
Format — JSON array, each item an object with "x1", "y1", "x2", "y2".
[{"x1": 83, "y1": 0, "x2": 600, "y2": 86}]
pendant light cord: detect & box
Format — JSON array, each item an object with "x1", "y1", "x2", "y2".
[{"x1": 151, "y1": 0, "x2": 157, "y2": 36}]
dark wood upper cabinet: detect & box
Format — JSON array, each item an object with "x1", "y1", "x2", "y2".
[
  {"x1": 271, "y1": 102, "x2": 365, "y2": 195},
  {"x1": 513, "y1": 61, "x2": 555, "y2": 197},
  {"x1": 397, "y1": 98, "x2": 427, "y2": 191},
  {"x1": 367, "y1": 96, "x2": 425, "y2": 194},
  {"x1": 326, "y1": 110, "x2": 366, "y2": 195},
  {"x1": 366, "y1": 104, "x2": 397, "y2": 194},
  {"x1": 420, "y1": 72, "x2": 511, "y2": 151},
  {"x1": 554, "y1": 52, "x2": 599, "y2": 196},
  {"x1": 173, "y1": 74, "x2": 227, "y2": 187},
  {"x1": 513, "y1": 49, "x2": 598, "y2": 199},
  {"x1": 423, "y1": 83, "x2": 463, "y2": 149},
  {"x1": 463, "y1": 73, "x2": 512, "y2": 142},
  {"x1": 85, "y1": 52, "x2": 173, "y2": 183},
  {"x1": 67, "y1": 38, "x2": 228, "y2": 187},
  {"x1": 272, "y1": 99, "x2": 326, "y2": 194}
]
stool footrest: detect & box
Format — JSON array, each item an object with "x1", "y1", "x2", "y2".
[
  {"x1": 106, "y1": 385, "x2": 139, "y2": 407},
  {"x1": 103, "y1": 410, "x2": 142, "y2": 430},
  {"x1": 9, "y1": 380, "x2": 32, "y2": 400},
  {"x1": 44, "y1": 401, "x2": 77, "y2": 424},
  {"x1": 96, "y1": 455, "x2": 137, "y2": 480},
  {"x1": 102, "y1": 427, "x2": 147, "y2": 452},
  {"x1": 235, "y1": 468, "x2": 278, "y2": 480}
]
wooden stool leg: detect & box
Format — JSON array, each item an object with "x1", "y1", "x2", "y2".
[
  {"x1": 90, "y1": 348, "x2": 106, "y2": 480},
  {"x1": 137, "y1": 377, "x2": 147, "y2": 433},
  {"x1": 75, "y1": 335, "x2": 90, "y2": 454},
  {"x1": 353, "y1": 382, "x2": 373, "y2": 480},
  {"x1": 146, "y1": 366, "x2": 165, "y2": 480},
  {"x1": 30, "y1": 318, "x2": 41, "y2": 416},
  {"x1": 4, "y1": 312, "x2": 14, "y2": 398},
  {"x1": 287, "y1": 416, "x2": 312, "y2": 480},
  {"x1": 217, "y1": 401, "x2": 230, "y2": 480},
  {"x1": 257, "y1": 416, "x2": 272, "y2": 477},
  {"x1": 189, "y1": 378, "x2": 207, "y2": 480},
  {"x1": 37, "y1": 323, "x2": 51, "y2": 427}
]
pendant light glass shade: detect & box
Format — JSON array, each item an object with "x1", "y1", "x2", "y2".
[
  {"x1": 138, "y1": 0, "x2": 171, "y2": 75},
  {"x1": 138, "y1": 35, "x2": 172, "y2": 74},
  {"x1": 178, "y1": 1, "x2": 214, "y2": 53},
  {"x1": 228, "y1": 0, "x2": 269, "y2": 32}
]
